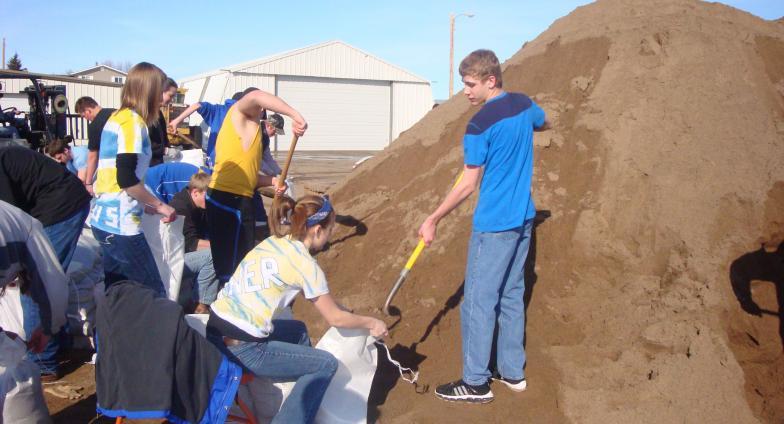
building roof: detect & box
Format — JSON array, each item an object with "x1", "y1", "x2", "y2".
[
  {"x1": 69, "y1": 64, "x2": 128, "y2": 76},
  {"x1": 179, "y1": 40, "x2": 429, "y2": 84},
  {"x1": 0, "y1": 69, "x2": 123, "y2": 87}
]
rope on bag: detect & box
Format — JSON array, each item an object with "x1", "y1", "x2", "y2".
[{"x1": 375, "y1": 340, "x2": 419, "y2": 384}]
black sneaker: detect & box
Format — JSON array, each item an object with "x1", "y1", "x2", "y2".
[
  {"x1": 491, "y1": 375, "x2": 527, "y2": 392},
  {"x1": 434, "y1": 379, "x2": 494, "y2": 403}
]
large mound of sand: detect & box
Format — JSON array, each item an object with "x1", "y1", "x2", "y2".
[{"x1": 293, "y1": 0, "x2": 784, "y2": 421}]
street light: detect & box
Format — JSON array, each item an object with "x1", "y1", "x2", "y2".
[{"x1": 449, "y1": 12, "x2": 474, "y2": 98}]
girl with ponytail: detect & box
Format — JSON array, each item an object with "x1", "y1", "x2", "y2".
[{"x1": 206, "y1": 194, "x2": 388, "y2": 424}]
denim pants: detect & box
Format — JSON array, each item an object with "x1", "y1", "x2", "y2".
[
  {"x1": 183, "y1": 248, "x2": 219, "y2": 304},
  {"x1": 44, "y1": 203, "x2": 90, "y2": 272},
  {"x1": 21, "y1": 294, "x2": 62, "y2": 375},
  {"x1": 461, "y1": 219, "x2": 534, "y2": 386},
  {"x1": 20, "y1": 203, "x2": 90, "y2": 374},
  {"x1": 91, "y1": 227, "x2": 165, "y2": 297},
  {"x1": 207, "y1": 319, "x2": 338, "y2": 424}
]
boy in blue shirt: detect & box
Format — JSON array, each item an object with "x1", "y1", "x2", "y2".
[
  {"x1": 418, "y1": 49, "x2": 549, "y2": 403},
  {"x1": 45, "y1": 136, "x2": 90, "y2": 184}
]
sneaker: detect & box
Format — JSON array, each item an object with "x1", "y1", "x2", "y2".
[
  {"x1": 434, "y1": 379, "x2": 494, "y2": 404},
  {"x1": 491, "y1": 375, "x2": 527, "y2": 392}
]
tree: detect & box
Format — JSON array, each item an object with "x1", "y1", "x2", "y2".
[
  {"x1": 99, "y1": 60, "x2": 132, "y2": 72},
  {"x1": 7, "y1": 53, "x2": 22, "y2": 71}
]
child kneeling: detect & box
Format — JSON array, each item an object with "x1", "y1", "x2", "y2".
[{"x1": 206, "y1": 195, "x2": 388, "y2": 424}]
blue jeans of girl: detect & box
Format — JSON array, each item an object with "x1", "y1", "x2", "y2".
[{"x1": 207, "y1": 319, "x2": 338, "y2": 424}]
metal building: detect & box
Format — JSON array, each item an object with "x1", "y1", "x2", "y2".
[{"x1": 178, "y1": 40, "x2": 433, "y2": 151}]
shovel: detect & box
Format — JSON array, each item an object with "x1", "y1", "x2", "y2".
[
  {"x1": 383, "y1": 171, "x2": 464, "y2": 315},
  {"x1": 270, "y1": 134, "x2": 300, "y2": 230}
]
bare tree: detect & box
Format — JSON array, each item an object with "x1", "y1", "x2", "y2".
[{"x1": 99, "y1": 60, "x2": 132, "y2": 72}]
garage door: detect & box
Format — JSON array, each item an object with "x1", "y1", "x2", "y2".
[{"x1": 275, "y1": 76, "x2": 390, "y2": 151}]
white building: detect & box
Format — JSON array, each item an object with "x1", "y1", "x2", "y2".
[{"x1": 178, "y1": 40, "x2": 433, "y2": 151}]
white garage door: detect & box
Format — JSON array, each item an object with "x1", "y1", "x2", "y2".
[{"x1": 275, "y1": 76, "x2": 390, "y2": 151}]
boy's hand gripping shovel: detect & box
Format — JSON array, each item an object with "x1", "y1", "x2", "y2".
[{"x1": 383, "y1": 171, "x2": 464, "y2": 316}]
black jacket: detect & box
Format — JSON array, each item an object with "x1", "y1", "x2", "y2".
[{"x1": 96, "y1": 281, "x2": 241, "y2": 422}]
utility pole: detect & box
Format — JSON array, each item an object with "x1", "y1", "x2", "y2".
[
  {"x1": 2, "y1": 38, "x2": 5, "y2": 70},
  {"x1": 449, "y1": 13, "x2": 474, "y2": 98}
]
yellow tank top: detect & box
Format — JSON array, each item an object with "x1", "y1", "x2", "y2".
[{"x1": 209, "y1": 108, "x2": 262, "y2": 197}]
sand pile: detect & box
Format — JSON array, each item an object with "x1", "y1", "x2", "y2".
[{"x1": 292, "y1": 0, "x2": 784, "y2": 422}]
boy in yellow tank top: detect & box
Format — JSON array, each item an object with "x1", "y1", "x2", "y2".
[{"x1": 206, "y1": 89, "x2": 307, "y2": 285}]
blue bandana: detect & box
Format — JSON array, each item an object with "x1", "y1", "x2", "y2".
[{"x1": 306, "y1": 196, "x2": 333, "y2": 227}]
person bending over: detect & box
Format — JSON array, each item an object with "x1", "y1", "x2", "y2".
[{"x1": 206, "y1": 194, "x2": 387, "y2": 424}]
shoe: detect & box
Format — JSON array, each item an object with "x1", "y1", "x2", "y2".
[
  {"x1": 434, "y1": 379, "x2": 494, "y2": 404},
  {"x1": 491, "y1": 375, "x2": 527, "y2": 392}
]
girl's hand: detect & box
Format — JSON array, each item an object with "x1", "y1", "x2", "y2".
[
  {"x1": 157, "y1": 203, "x2": 177, "y2": 223},
  {"x1": 368, "y1": 318, "x2": 389, "y2": 338}
]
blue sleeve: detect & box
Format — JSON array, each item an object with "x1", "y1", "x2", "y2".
[
  {"x1": 530, "y1": 102, "x2": 546, "y2": 129},
  {"x1": 71, "y1": 147, "x2": 88, "y2": 171},
  {"x1": 463, "y1": 123, "x2": 489, "y2": 166},
  {"x1": 197, "y1": 102, "x2": 217, "y2": 123}
]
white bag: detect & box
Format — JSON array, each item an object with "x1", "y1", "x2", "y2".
[
  {"x1": 315, "y1": 327, "x2": 378, "y2": 424},
  {"x1": 65, "y1": 227, "x2": 102, "y2": 337},
  {"x1": 142, "y1": 215, "x2": 185, "y2": 301},
  {"x1": 0, "y1": 332, "x2": 51, "y2": 424},
  {"x1": 175, "y1": 149, "x2": 206, "y2": 169},
  {"x1": 0, "y1": 284, "x2": 24, "y2": 339}
]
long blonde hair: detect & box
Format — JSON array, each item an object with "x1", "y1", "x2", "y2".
[{"x1": 120, "y1": 62, "x2": 165, "y2": 126}]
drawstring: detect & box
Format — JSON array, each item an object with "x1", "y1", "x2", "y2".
[{"x1": 375, "y1": 340, "x2": 418, "y2": 385}]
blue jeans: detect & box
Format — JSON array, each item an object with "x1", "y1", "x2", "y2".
[
  {"x1": 21, "y1": 203, "x2": 89, "y2": 374},
  {"x1": 21, "y1": 294, "x2": 62, "y2": 375},
  {"x1": 183, "y1": 248, "x2": 219, "y2": 304},
  {"x1": 91, "y1": 227, "x2": 165, "y2": 297},
  {"x1": 461, "y1": 219, "x2": 534, "y2": 386},
  {"x1": 44, "y1": 203, "x2": 90, "y2": 271},
  {"x1": 207, "y1": 320, "x2": 338, "y2": 424}
]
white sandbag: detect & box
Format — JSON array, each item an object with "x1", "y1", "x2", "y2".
[
  {"x1": 0, "y1": 332, "x2": 51, "y2": 424},
  {"x1": 184, "y1": 314, "x2": 209, "y2": 337},
  {"x1": 315, "y1": 327, "x2": 377, "y2": 424},
  {"x1": 65, "y1": 227, "x2": 102, "y2": 337},
  {"x1": 176, "y1": 149, "x2": 206, "y2": 169},
  {"x1": 141, "y1": 215, "x2": 185, "y2": 302},
  {"x1": 0, "y1": 284, "x2": 24, "y2": 339}
]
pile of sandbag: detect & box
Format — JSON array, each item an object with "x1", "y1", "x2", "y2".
[{"x1": 64, "y1": 227, "x2": 103, "y2": 338}]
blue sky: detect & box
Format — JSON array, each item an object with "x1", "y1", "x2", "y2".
[{"x1": 3, "y1": 1, "x2": 782, "y2": 100}]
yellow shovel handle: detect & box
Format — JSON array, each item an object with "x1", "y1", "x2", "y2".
[
  {"x1": 403, "y1": 170, "x2": 464, "y2": 270},
  {"x1": 404, "y1": 239, "x2": 426, "y2": 270}
]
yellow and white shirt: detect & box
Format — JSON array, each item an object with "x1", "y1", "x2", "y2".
[
  {"x1": 211, "y1": 236, "x2": 330, "y2": 339},
  {"x1": 89, "y1": 109, "x2": 152, "y2": 235}
]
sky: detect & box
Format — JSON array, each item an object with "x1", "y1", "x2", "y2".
[{"x1": 2, "y1": 0, "x2": 782, "y2": 100}]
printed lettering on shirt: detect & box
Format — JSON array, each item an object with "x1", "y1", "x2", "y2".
[
  {"x1": 260, "y1": 258, "x2": 287, "y2": 289},
  {"x1": 241, "y1": 259, "x2": 260, "y2": 293}
]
